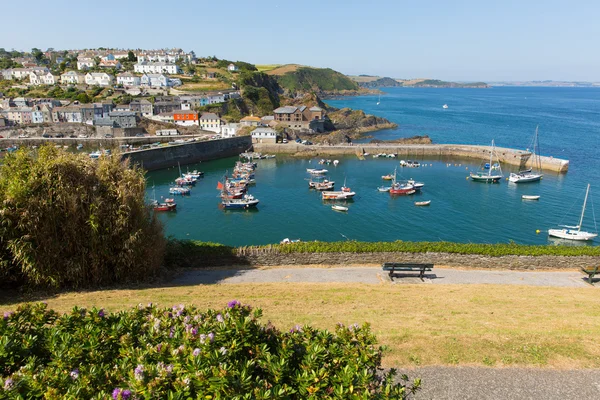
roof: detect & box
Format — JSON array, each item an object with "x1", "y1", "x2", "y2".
[
  {"x1": 174, "y1": 110, "x2": 198, "y2": 115},
  {"x1": 252, "y1": 127, "x2": 277, "y2": 135},
  {"x1": 309, "y1": 106, "x2": 323, "y2": 111},
  {"x1": 273, "y1": 106, "x2": 299, "y2": 114},
  {"x1": 136, "y1": 61, "x2": 178, "y2": 67},
  {"x1": 117, "y1": 72, "x2": 137, "y2": 77},
  {"x1": 200, "y1": 113, "x2": 218, "y2": 120},
  {"x1": 94, "y1": 117, "x2": 115, "y2": 127},
  {"x1": 240, "y1": 116, "x2": 261, "y2": 122},
  {"x1": 109, "y1": 111, "x2": 136, "y2": 117},
  {"x1": 261, "y1": 116, "x2": 274, "y2": 121}
]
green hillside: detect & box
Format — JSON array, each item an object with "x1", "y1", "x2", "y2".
[{"x1": 276, "y1": 67, "x2": 359, "y2": 93}]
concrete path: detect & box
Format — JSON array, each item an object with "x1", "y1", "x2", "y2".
[
  {"x1": 401, "y1": 366, "x2": 600, "y2": 400},
  {"x1": 172, "y1": 267, "x2": 593, "y2": 288}
]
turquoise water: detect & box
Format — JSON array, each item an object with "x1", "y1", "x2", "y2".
[{"x1": 148, "y1": 87, "x2": 600, "y2": 246}]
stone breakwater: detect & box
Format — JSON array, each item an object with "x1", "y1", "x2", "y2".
[
  {"x1": 254, "y1": 143, "x2": 569, "y2": 173},
  {"x1": 186, "y1": 250, "x2": 599, "y2": 270}
]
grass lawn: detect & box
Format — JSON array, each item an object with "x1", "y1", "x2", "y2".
[
  {"x1": 3, "y1": 283, "x2": 599, "y2": 369},
  {"x1": 256, "y1": 64, "x2": 281, "y2": 72}
]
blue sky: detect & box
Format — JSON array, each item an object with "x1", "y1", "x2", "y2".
[{"x1": 2, "y1": 0, "x2": 599, "y2": 81}]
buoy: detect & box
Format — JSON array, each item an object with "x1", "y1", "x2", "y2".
[
  {"x1": 466, "y1": 167, "x2": 468, "y2": 170},
  {"x1": 506, "y1": 177, "x2": 509, "y2": 180},
  {"x1": 466, "y1": 177, "x2": 469, "y2": 180},
  {"x1": 536, "y1": 230, "x2": 540, "y2": 234}
]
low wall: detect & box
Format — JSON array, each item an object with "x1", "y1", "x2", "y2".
[
  {"x1": 254, "y1": 143, "x2": 569, "y2": 173},
  {"x1": 122, "y1": 136, "x2": 252, "y2": 171},
  {"x1": 187, "y1": 251, "x2": 599, "y2": 270},
  {"x1": 1, "y1": 134, "x2": 210, "y2": 148}
]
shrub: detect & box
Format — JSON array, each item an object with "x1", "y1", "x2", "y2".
[
  {"x1": 0, "y1": 146, "x2": 165, "y2": 289},
  {"x1": 0, "y1": 303, "x2": 420, "y2": 399}
]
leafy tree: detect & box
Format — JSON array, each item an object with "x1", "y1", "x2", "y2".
[
  {"x1": 31, "y1": 48, "x2": 44, "y2": 62},
  {"x1": 127, "y1": 50, "x2": 137, "y2": 62},
  {"x1": 76, "y1": 92, "x2": 92, "y2": 103}
]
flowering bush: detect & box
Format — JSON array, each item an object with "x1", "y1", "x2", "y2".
[{"x1": 0, "y1": 302, "x2": 420, "y2": 399}]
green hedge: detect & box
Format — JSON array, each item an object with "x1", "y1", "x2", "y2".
[{"x1": 0, "y1": 303, "x2": 419, "y2": 399}]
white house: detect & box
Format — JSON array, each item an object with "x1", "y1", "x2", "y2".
[
  {"x1": 60, "y1": 71, "x2": 86, "y2": 85},
  {"x1": 199, "y1": 112, "x2": 221, "y2": 133},
  {"x1": 134, "y1": 62, "x2": 181, "y2": 74},
  {"x1": 227, "y1": 63, "x2": 238, "y2": 72},
  {"x1": 77, "y1": 57, "x2": 96, "y2": 70},
  {"x1": 141, "y1": 73, "x2": 169, "y2": 87},
  {"x1": 85, "y1": 72, "x2": 115, "y2": 87},
  {"x1": 207, "y1": 93, "x2": 226, "y2": 104},
  {"x1": 251, "y1": 127, "x2": 278, "y2": 143},
  {"x1": 220, "y1": 122, "x2": 240, "y2": 138},
  {"x1": 29, "y1": 71, "x2": 57, "y2": 86},
  {"x1": 117, "y1": 72, "x2": 141, "y2": 87},
  {"x1": 31, "y1": 106, "x2": 45, "y2": 124},
  {"x1": 4, "y1": 67, "x2": 49, "y2": 80}
]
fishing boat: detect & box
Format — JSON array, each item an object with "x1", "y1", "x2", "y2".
[
  {"x1": 169, "y1": 186, "x2": 191, "y2": 195},
  {"x1": 340, "y1": 177, "x2": 352, "y2": 193},
  {"x1": 406, "y1": 160, "x2": 420, "y2": 168},
  {"x1": 307, "y1": 168, "x2": 328, "y2": 175},
  {"x1": 221, "y1": 194, "x2": 260, "y2": 209},
  {"x1": 183, "y1": 169, "x2": 204, "y2": 179},
  {"x1": 415, "y1": 200, "x2": 431, "y2": 206},
  {"x1": 314, "y1": 181, "x2": 335, "y2": 191},
  {"x1": 548, "y1": 184, "x2": 598, "y2": 241},
  {"x1": 509, "y1": 126, "x2": 544, "y2": 183},
  {"x1": 522, "y1": 195, "x2": 540, "y2": 200},
  {"x1": 470, "y1": 140, "x2": 503, "y2": 183},
  {"x1": 332, "y1": 205, "x2": 349, "y2": 212},
  {"x1": 322, "y1": 191, "x2": 356, "y2": 201},
  {"x1": 151, "y1": 187, "x2": 177, "y2": 211},
  {"x1": 89, "y1": 150, "x2": 102, "y2": 159},
  {"x1": 389, "y1": 168, "x2": 415, "y2": 195}
]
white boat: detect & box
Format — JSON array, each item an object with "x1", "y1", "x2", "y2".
[
  {"x1": 307, "y1": 168, "x2": 328, "y2": 175},
  {"x1": 407, "y1": 179, "x2": 425, "y2": 191},
  {"x1": 522, "y1": 195, "x2": 540, "y2": 200},
  {"x1": 376, "y1": 94, "x2": 381, "y2": 106},
  {"x1": 378, "y1": 186, "x2": 391, "y2": 192},
  {"x1": 470, "y1": 140, "x2": 503, "y2": 183},
  {"x1": 442, "y1": 104, "x2": 448, "y2": 109},
  {"x1": 322, "y1": 191, "x2": 356, "y2": 201},
  {"x1": 509, "y1": 126, "x2": 544, "y2": 183},
  {"x1": 415, "y1": 200, "x2": 431, "y2": 206},
  {"x1": 548, "y1": 184, "x2": 598, "y2": 241},
  {"x1": 332, "y1": 205, "x2": 349, "y2": 212},
  {"x1": 333, "y1": 160, "x2": 339, "y2": 166}
]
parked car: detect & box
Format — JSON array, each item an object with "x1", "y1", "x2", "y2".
[
  {"x1": 18, "y1": 134, "x2": 29, "y2": 138},
  {"x1": 295, "y1": 138, "x2": 302, "y2": 143},
  {"x1": 78, "y1": 134, "x2": 88, "y2": 138},
  {"x1": 42, "y1": 133, "x2": 53, "y2": 138},
  {"x1": 135, "y1": 133, "x2": 145, "y2": 137},
  {"x1": 55, "y1": 133, "x2": 64, "y2": 138},
  {"x1": 0, "y1": 135, "x2": 4, "y2": 138},
  {"x1": 69, "y1": 135, "x2": 77, "y2": 138},
  {"x1": 104, "y1": 134, "x2": 114, "y2": 138},
  {"x1": 282, "y1": 139, "x2": 288, "y2": 143}
]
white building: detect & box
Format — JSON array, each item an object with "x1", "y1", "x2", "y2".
[
  {"x1": 134, "y1": 62, "x2": 181, "y2": 75},
  {"x1": 85, "y1": 72, "x2": 115, "y2": 87},
  {"x1": 220, "y1": 122, "x2": 240, "y2": 138},
  {"x1": 77, "y1": 57, "x2": 96, "y2": 70},
  {"x1": 199, "y1": 112, "x2": 221, "y2": 133},
  {"x1": 227, "y1": 63, "x2": 238, "y2": 72},
  {"x1": 116, "y1": 72, "x2": 141, "y2": 87},
  {"x1": 251, "y1": 127, "x2": 278, "y2": 143},
  {"x1": 4, "y1": 67, "x2": 49, "y2": 80},
  {"x1": 156, "y1": 129, "x2": 179, "y2": 136},
  {"x1": 141, "y1": 73, "x2": 169, "y2": 87},
  {"x1": 60, "y1": 71, "x2": 86, "y2": 85},
  {"x1": 29, "y1": 71, "x2": 57, "y2": 86}
]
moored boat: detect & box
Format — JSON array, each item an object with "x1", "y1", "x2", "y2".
[
  {"x1": 509, "y1": 126, "x2": 544, "y2": 183},
  {"x1": 221, "y1": 194, "x2": 260, "y2": 209},
  {"x1": 548, "y1": 184, "x2": 597, "y2": 241},
  {"x1": 470, "y1": 140, "x2": 503, "y2": 183},
  {"x1": 307, "y1": 168, "x2": 328, "y2": 175},
  {"x1": 332, "y1": 205, "x2": 349, "y2": 212},
  {"x1": 522, "y1": 195, "x2": 540, "y2": 200},
  {"x1": 169, "y1": 186, "x2": 191, "y2": 195},
  {"x1": 378, "y1": 186, "x2": 392, "y2": 192},
  {"x1": 415, "y1": 200, "x2": 431, "y2": 206},
  {"x1": 322, "y1": 191, "x2": 356, "y2": 200}
]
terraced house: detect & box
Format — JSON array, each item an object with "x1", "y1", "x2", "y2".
[
  {"x1": 85, "y1": 72, "x2": 115, "y2": 87},
  {"x1": 60, "y1": 71, "x2": 86, "y2": 85},
  {"x1": 273, "y1": 105, "x2": 325, "y2": 132}
]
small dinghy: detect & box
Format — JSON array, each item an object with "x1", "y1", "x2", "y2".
[
  {"x1": 332, "y1": 205, "x2": 348, "y2": 212},
  {"x1": 378, "y1": 186, "x2": 391, "y2": 192},
  {"x1": 522, "y1": 195, "x2": 540, "y2": 200},
  {"x1": 414, "y1": 200, "x2": 431, "y2": 206}
]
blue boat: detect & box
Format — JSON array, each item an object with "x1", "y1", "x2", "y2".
[{"x1": 221, "y1": 195, "x2": 259, "y2": 209}]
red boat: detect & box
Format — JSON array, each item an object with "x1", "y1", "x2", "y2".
[
  {"x1": 153, "y1": 201, "x2": 177, "y2": 212},
  {"x1": 389, "y1": 168, "x2": 415, "y2": 195}
]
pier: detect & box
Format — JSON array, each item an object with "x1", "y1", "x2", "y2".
[{"x1": 253, "y1": 143, "x2": 569, "y2": 173}]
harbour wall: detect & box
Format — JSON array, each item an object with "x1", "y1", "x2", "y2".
[
  {"x1": 254, "y1": 143, "x2": 569, "y2": 173},
  {"x1": 122, "y1": 136, "x2": 252, "y2": 171},
  {"x1": 183, "y1": 251, "x2": 599, "y2": 271},
  {"x1": 0, "y1": 134, "x2": 210, "y2": 148}
]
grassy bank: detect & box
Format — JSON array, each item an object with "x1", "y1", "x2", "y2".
[{"x1": 3, "y1": 283, "x2": 599, "y2": 368}]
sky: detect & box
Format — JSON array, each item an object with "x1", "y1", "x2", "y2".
[{"x1": 1, "y1": 0, "x2": 599, "y2": 82}]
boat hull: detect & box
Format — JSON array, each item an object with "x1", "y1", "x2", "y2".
[
  {"x1": 522, "y1": 195, "x2": 540, "y2": 200},
  {"x1": 509, "y1": 173, "x2": 543, "y2": 183},
  {"x1": 222, "y1": 200, "x2": 259, "y2": 209},
  {"x1": 548, "y1": 229, "x2": 597, "y2": 241},
  {"x1": 470, "y1": 173, "x2": 502, "y2": 183}
]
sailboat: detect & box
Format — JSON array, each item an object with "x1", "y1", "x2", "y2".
[
  {"x1": 376, "y1": 94, "x2": 381, "y2": 105},
  {"x1": 509, "y1": 126, "x2": 543, "y2": 183},
  {"x1": 151, "y1": 186, "x2": 177, "y2": 212},
  {"x1": 548, "y1": 184, "x2": 598, "y2": 241},
  {"x1": 442, "y1": 104, "x2": 448, "y2": 109},
  {"x1": 469, "y1": 140, "x2": 503, "y2": 183}
]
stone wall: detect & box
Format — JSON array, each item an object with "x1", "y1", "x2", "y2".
[{"x1": 189, "y1": 250, "x2": 600, "y2": 270}]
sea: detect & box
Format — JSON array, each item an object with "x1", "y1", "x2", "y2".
[{"x1": 147, "y1": 87, "x2": 600, "y2": 246}]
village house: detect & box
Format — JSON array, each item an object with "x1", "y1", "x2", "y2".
[
  {"x1": 115, "y1": 104, "x2": 130, "y2": 112},
  {"x1": 60, "y1": 71, "x2": 86, "y2": 85},
  {"x1": 227, "y1": 63, "x2": 238, "y2": 72},
  {"x1": 220, "y1": 122, "x2": 240, "y2": 138},
  {"x1": 116, "y1": 72, "x2": 141, "y2": 87},
  {"x1": 99, "y1": 60, "x2": 121, "y2": 69},
  {"x1": 199, "y1": 112, "x2": 221, "y2": 133},
  {"x1": 108, "y1": 111, "x2": 137, "y2": 128},
  {"x1": 32, "y1": 105, "x2": 53, "y2": 123},
  {"x1": 77, "y1": 57, "x2": 96, "y2": 70},
  {"x1": 0, "y1": 116, "x2": 6, "y2": 127},
  {"x1": 134, "y1": 62, "x2": 181, "y2": 75},
  {"x1": 2, "y1": 67, "x2": 49, "y2": 80},
  {"x1": 240, "y1": 115, "x2": 262, "y2": 127},
  {"x1": 141, "y1": 73, "x2": 169, "y2": 87},
  {"x1": 153, "y1": 99, "x2": 180, "y2": 114},
  {"x1": 251, "y1": 127, "x2": 279, "y2": 144},
  {"x1": 273, "y1": 105, "x2": 325, "y2": 131},
  {"x1": 129, "y1": 99, "x2": 153, "y2": 117},
  {"x1": 2, "y1": 108, "x2": 33, "y2": 125},
  {"x1": 29, "y1": 71, "x2": 57, "y2": 86},
  {"x1": 85, "y1": 72, "x2": 115, "y2": 87},
  {"x1": 52, "y1": 105, "x2": 84, "y2": 123},
  {"x1": 173, "y1": 110, "x2": 199, "y2": 126}
]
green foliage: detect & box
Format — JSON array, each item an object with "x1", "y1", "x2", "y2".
[
  {"x1": 75, "y1": 92, "x2": 91, "y2": 103},
  {"x1": 127, "y1": 51, "x2": 137, "y2": 62},
  {"x1": 0, "y1": 146, "x2": 165, "y2": 289},
  {"x1": 277, "y1": 67, "x2": 359, "y2": 93},
  {"x1": 0, "y1": 302, "x2": 419, "y2": 399},
  {"x1": 237, "y1": 72, "x2": 281, "y2": 115}
]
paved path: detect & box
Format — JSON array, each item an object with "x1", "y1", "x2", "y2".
[
  {"x1": 172, "y1": 267, "x2": 592, "y2": 288},
  {"x1": 401, "y1": 366, "x2": 600, "y2": 399}
]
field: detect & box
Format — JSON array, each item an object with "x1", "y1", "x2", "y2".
[
  {"x1": 176, "y1": 81, "x2": 230, "y2": 92},
  {"x1": 256, "y1": 64, "x2": 281, "y2": 73},
  {"x1": 4, "y1": 282, "x2": 600, "y2": 369},
  {"x1": 265, "y1": 64, "x2": 303, "y2": 76}
]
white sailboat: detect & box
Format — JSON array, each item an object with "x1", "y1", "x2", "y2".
[
  {"x1": 442, "y1": 104, "x2": 448, "y2": 109},
  {"x1": 469, "y1": 140, "x2": 503, "y2": 183},
  {"x1": 548, "y1": 184, "x2": 598, "y2": 241},
  {"x1": 509, "y1": 126, "x2": 543, "y2": 183},
  {"x1": 376, "y1": 94, "x2": 381, "y2": 106}
]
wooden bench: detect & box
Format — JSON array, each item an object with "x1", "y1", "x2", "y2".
[
  {"x1": 382, "y1": 263, "x2": 434, "y2": 281},
  {"x1": 581, "y1": 266, "x2": 600, "y2": 285}
]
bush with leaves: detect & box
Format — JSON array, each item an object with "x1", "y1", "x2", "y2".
[
  {"x1": 0, "y1": 146, "x2": 165, "y2": 289},
  {"x1": 0, "y1": 303, "x2": 420, "y2": 399}
]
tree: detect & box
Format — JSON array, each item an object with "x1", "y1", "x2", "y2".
[
  {"x1": 0, "y1": 146, "x2": 165, "y2": 289},
  {"x1": 127, "y1": 50, "x2": 137, "y2": 62},
  {"x1": 76, "y1": 92, "x2": 92, "y2": 103},
  {"x1": 31, "y1": 48, "x2": 44, "y2": 62}
]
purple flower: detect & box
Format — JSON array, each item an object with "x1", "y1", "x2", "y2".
[
  {"x1": 193, "y1": 348, "x2": 201, "y2": 357},
  {"x1": 70, "y1": 369, "x2": 79, "y2": 380},
  {"x1": 4, "y1": 378, "x2": 14, "y2": 390},
  {"x1": 167, "y1": 312, "x2": 173, "y2": 319},
  {"x1": 169, "y1": 327, "x2": 175, "y2": 338},
  {"x1": 192, "y1": 327, "x2": 198, "y2": 336},
  {"x1": 184, "y1": 316, "x2": 190, "y2": 323},
  {"x1": 3, "y1": 311, "x2": 10, "y2": 321},
  {"x1": 176, "y1": 310, "x2": 184, "y2": 317},
  {"x1": 290, "y1": 324, "x2": 303, "y2": 333},
  {"x1": 216, "y1": 314, "x2": 224, "y2": 323},
  {"x1": 208, "y1": 332, "x2": 215, "y2": 343},
  {"x1": 98, "y1": 309, "x2": 105, "y2": 318},
  {"x1": 134, "y1": 364, "x2": 144, "y2": 381},
  {"x1": 121, "y1": 389, "x2": 131, "y2": 400},
  {"x1": 227, "y1": 300, "x2": 241, "y2": 308},
  {"x1": 156, "y1": 343, "x2": 162, "y2": 352},
  {"x1": 112, "y1": 388, "x2": 121, "y2": 400},
  {"x1": 350, "y1": 323, "x2": 359, "y2": 331}
]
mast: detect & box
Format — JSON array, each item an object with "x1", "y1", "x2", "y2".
[
  {"x1": 488, "y1": 140, "x2": 494, "y2": 177},
  {"x1": 578, "y1": 184, "x2": 591, "y2": 231}
]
